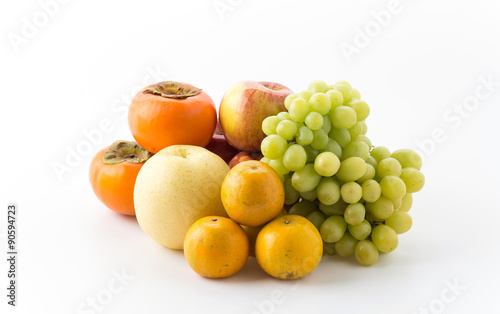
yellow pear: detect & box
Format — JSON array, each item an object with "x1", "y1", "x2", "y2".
[{"x1": 134, "y1": 145, "x2": 229, "y2": 250}]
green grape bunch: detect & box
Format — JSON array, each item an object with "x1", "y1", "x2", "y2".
[{"x1": 260, "y1": 80, "x2": 425, "y2": 266}]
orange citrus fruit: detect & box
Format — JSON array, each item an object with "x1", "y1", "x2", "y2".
[
  {"x1": 242, "y1": 208, "x2": 288, "y2": 258},
  {"x1": 255, "y1": 215, "x2": 323, "y2": 280},
  {"x1": 184, "y1": 216, "x2": 249, "y2": 278},
  {"x1": 221, "y1": 160, "x2": 285, "y2": 227},
  {"x1": 241, "y1": 225, "x2": 264, "y2": 258}
]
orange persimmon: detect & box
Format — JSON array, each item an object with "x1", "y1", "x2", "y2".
[
  {"x1": 89, "y1": 140, "x2": 152, "y2": 216},
  {"x1": 128, "y1": 81, "x2": 217, "y2": 154}
]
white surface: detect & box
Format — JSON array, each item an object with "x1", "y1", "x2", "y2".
[{"x1": 1, "y1": 0, "x2": 500, "y2": 313}]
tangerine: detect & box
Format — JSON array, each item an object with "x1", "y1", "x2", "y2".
[
  {"x1": 184, "y1": 216, "x2": 249, "y2": 278},
  {"x1": 255, "y1": 215, "x2": 323, "y2": 280},
  {"x1": 221, "y1": 160, "x2": 284, "y2": 227}
]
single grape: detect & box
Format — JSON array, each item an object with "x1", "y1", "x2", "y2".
[
  {"x1": 340, "y1": 181, "x2": 362, "y2": 204},
  {"x1": 391, "y1": 149, "x2": 422, "y2": 170},
  {"x1": 335, "y1": 232, "x2": 358, "y2": 257},
  {"x1": 371, "y1": 225, "x2": 398, "y2": 253},
  {"x1": 356, "y1": 163, "x2": 376, "y2": 183},
  {"x1": 377, "y1": 157, "x2": 402, "y2": 178},
  {"x1": 360, "y1": 121, "x2": 368, "y2": 135},
  {"x1": 284, "y1": 94, "x2": 298, "y2": 110},
  {"x1": 319, "y1": 200, "x2": 347, "y2": 216},
  {"x1": 346, "y1": 99, "x2": 370, "y2": 121},
  {"x1": 283, "y1": 144, "x2": 307, "y2": 171},
  {"x1": 328, "y1": 128, "x2": 351, "y2": 148},
  {"x1": 296, "y1": 126, "x2": 314, "y2": 146},
  {"x1": 366, "y1": 196, "x2": 394, "y2": 220},
  {"x1": 291, "y1": 163, "x2": 321, "y2": 192},
  {"x1": 330, "y1": 106, "x2": 357, "y2": 129},
  {"x1": 308, "y1": 80, "x2": 329, "y2": 94},
  {"x1": 366, "y1": 155, "x2": 378, "y2": 169},
  {"x1": 400, "y1": 168, "x2": 425, "y2": 193},
  {"x1": 334, "y1": 80, "x2": 352, "y2": 89},
  {"x1": 276, "y1": 119, "x2": 298, "y2": 141},
  {"x1": 314, "y1": 152, "x2": 341, "y2": 177},
  {"x1": 380, "y1": 175, "x2": 406, "y2": 200},
  {"x1": 321, "y1": 115, "x2": 332, "y2": 133},
  {"x1": 361, "y1": 179, "x2": 381, "y2": 202},
  {"x1": 344, "y1": 203, "x2": 366, "y2": 225},
  {"x1": 399, "y1": 193, "x2": 413, "y2": 212},
  {"x1": 311, "y1": 129, "x2": 329, "y2": 150},
  {"x1": 326, "y1": 90, "x2": 344, "y2": 109},
  {"x1": 304, "y1": 145, "x2": 320, "y2": 163},
  {"x1": 308, "y1": 93, "x2": 331, "y2": 115},
  {"x1": 305, "y1": 111, "x2": 324, "y2": 130},
  {"x1": 336, "y1": 157, "x2": 367, "y2": 182},
  {"x1": 277, "y1": 111, "x2": 292, "y2": 121},
  {"x1": 370, "y1": 146, "x2": 391, "y2": 163},
  {"x1": 300, "y1": 189, "x2": 318, "y2": 201},
  {"x1": 348, "y1": 220, "x2": 372, "y2": 240},
  {"x1": 297, "y1": 90, "x2": 313, "y2": 102},
  {"x1": 306, "y1": 211, "x2": 326, "y2": 230},
  {"x1": 262, "y1": 116, "x2": 282, "y2": 135},
  {"x1": 289, "y1": 98, "x2": 310, "y2": 123},
  {"x1": 261, "y1": 134, "x2": 288, "y2": 159},
  {"x1": 288, "y1": 200, "x2": 317, "y2": 217},
  {"x1": 354, "y1": 240, "x2": 378, "y2": 266},
  {"x1": 333, "y1": 83, "x2": 352, "y2": 102},
  {"x1": 320, "y1": 139, "x2": 342, "y2": 159},
  {"x1": 283, "y1": 175, "x2": 300, "y2": 205},
  {"x1": 323, "y1": 241, "x2": 337, "y2": 256},
  {"x1": 269, "y1": 157, "x2": 290, "y2": 176},
  {"x1": 317, "y1": 177, "x2": 341, "y2": 205},
  {"x1": 348, "y1": 122, "x2": 364, "y2": 138},
  {"x1": 352, "y1": 134, "x2": 372, "y2": 148},
  {"x1": 320, "y1": 216, "x2": 347, "y2": 243},
  {"x1": 351, "y1": 88, "x2": 361, "y2": 99},
  {"x1": 385, "y1": 211, "x2": 412, "y2": 234},
  {"x1": 342, "y1": 141, "x2": 370, "y2": 161},
  {"x1": 392, "y1": 198, "x2": 402, "y2": 210},
  {"x1": 260, "y1": 156, "x2": 270, "y2": 164}
]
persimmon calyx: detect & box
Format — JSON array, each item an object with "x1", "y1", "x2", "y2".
[
  {"x1": 103, "y1": 140, "x2": 153, "y2": 165},
  {"x1": 143, "y1": 81, "x2": 202, "y2": 99}
]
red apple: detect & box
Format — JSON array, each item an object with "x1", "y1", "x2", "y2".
[
  {"x1": 205, "y1": 120, "x2": 240, "y2": 164},
  {"x1": 228, "y1": 151, "x2": 264, "y2": 169},
  {"x1": 219, "y1": 81, "x2": 293, "y2": 151},
  {"x1": 214, "y1": 118, "x2": 223, "y2": 134}
]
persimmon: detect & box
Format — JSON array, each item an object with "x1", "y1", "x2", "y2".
[
  {"x1": 128, "y1": 81, "x2": 217, "y2": 154},
  {"x1": 89, "y1": 140, "x2": 152, "y2": 216}
]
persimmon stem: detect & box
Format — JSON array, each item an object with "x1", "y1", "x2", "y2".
[
  {"x1": 103, "y1": 140, "x2": 153, "y2": 165},
  {"x1": 143, "y1": 81, "x2": 202, "y2": 99}
]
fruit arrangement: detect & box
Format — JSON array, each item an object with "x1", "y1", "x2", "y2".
[{"x1": 89, "y1": 79, "x2": 425, "y2": 280}]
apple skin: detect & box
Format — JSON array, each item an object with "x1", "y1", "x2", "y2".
[
  {"x1": 219, "y1": 81, "x2": 293, "y2": 151},
  {"x1": 204, "y1": 120, "x2": 240, "y2": 164},
  {"x1": 228, "y1": 151, "x2": 263, "y2": 169},
  {"x1": 134, "y1": 145, "x2": 229, "y2": 250}
]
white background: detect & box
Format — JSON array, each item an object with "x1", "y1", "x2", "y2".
[{"x1": 1, "y1": 0, "x2": 499, "y2": 313}]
